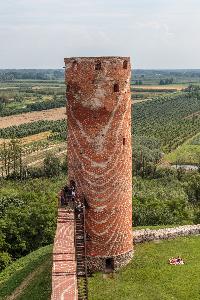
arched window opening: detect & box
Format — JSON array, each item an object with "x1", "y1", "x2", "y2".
[
  {"x1": 123, "y1": 60, "x2": 128, "y2": 69},
  {"x1": 95, "y1": 62, "x2": 101, "y2": 70},
  {"x1": 114, "y1": 83, "x2": 119, "y2": 92}
]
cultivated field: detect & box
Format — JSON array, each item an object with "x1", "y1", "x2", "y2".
[
  {"x1": 131, "y1": 84, "x2": 186, "y2": 91},
  {"x1": 0, "y1": 107, "x2": 66, "y2": 129}
]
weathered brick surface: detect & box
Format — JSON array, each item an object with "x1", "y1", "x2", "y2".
[
  {"x1": 51, "y1": 209, "x2": 78, "y2": 300},
  {"x1": 64, "y1": 57, "x2": 133, "y2": 270}
]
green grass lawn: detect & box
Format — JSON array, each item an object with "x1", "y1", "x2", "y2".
[
  {"x1": 1, "y1": 236, "x2": 200, "y2": 300},
  {"x1": 166, "y1": 144, "x2": 200, "y2": 164},
  {"x1": 0, "y1": 245, "x2": 52, "y2": 300},
  {"x1": 165, "y1": 133, "x2": 200, "y2": 164},
  {"x1": 88, "y1": 236, "x2": 200, "y2": 300}
]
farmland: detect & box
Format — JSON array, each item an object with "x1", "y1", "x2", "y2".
[
  {"x1": 0, "y1": 107, "x2": 66, "y2": 129},
  {"x1": 133, "y1": 89, "x2": 200, "y2": 153},
  {"x1": 1, "y1": 72, "x2": 200, "y2": 175}
]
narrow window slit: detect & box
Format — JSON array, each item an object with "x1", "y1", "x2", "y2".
[
  {"x1": 95, "y1": 62, "x2": 101, "y2": 70},
  {"x1": 123, "y1": 138, "x2": 126, "y2": 146},
  {"x1": 72, "y1": 60, "x2": 77, "y2": 68},
  {"x1": 114, "y1": 83, "x2": 119, "y2": 92},
  {"x1": 123, "y1": 60, "x2": 128, "y2": 69}
]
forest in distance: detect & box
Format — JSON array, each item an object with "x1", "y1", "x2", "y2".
[
  {"x1": 0, "y1": 68, "x2": 200, "y2": 272},
  {"x1": 1, "y1": 68, "x2": 200, "y2": 83}
]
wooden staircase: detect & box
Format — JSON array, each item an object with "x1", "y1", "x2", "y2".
[{"x1": 75, "y1": 205, "x2": 88, "y2": 300}]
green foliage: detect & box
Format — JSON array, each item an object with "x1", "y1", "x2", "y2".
[
  {"x1": 44, "y1": 153, "x2": 61, "y2": 177},
  {"x1": 183, "y1": 173, "x2": 200, "y2": 204},
  {"x1": 190, "y1": 133, "x2": 200, "y2": 145},
  {"x1": 61, "y1": 157, "x2": 68, "y2": 173},
  {"x1": 0, "y1": 119, "x2": 66, "y2": 139},
  {"x1": 159, "y1": 78, "x2": 173, "y2": 85},
  {"x1": 0, "y1": 80, "x2": 65, "y2": 117},
  {"x1": 133, "y1": 91, "x2": 200, "y2": 153},
  {"x1": 0, "y1": 176, "x2": 65, "y2": 270},
  {"x1": 0, "y1": 69, "x2": 64, "y2": 81},
  {"x1": 132, "y1": 136, "x2": 162, "y2": 177},
  {"x1": 165, "y1": 142, "x2": 200, "y2": 164},
  {"x1": 132, "y1": 177, "x2": 193, "y2": 226},
  {"x1": 26, "y1": 97, "x2": 65, "y2": 112},
  {"x1": 0, "y1": 253, "x2": 12, "y2": 272},
  {"x1": 0, "y1": 97, "x2": 65, "y2": 117},
  {"x1": 0, "y1": 140, "x2": 23, "y2": 179}
]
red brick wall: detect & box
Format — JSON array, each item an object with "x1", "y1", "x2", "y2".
[
  {"x1": 51, "y1": 209, "x2": 78, "y2": 300},
  {"x1": 65, "y1": 57, "x2": 133, "y2": 260}
]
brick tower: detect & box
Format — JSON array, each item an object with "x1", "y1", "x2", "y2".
[{"x1": 64, "y1": 56, "x2": 133, "y2": 272}]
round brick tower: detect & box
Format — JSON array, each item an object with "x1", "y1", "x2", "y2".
[{"x1": 64, "y1": 56, "x2": 133, "y2": 272}]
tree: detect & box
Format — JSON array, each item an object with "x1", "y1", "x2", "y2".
[
  {"x1": 159, "y1": 79, "x2": 165, "y2": 85},
  {"x1": 0, "y1": 95, "x2": 9, "y2": 107},
  {"x1": 43, "y1": 153, "x2": 61, "y2": 177}
]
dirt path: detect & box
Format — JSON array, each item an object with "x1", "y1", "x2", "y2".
[
  {"x1": 6, "y1": 261, "x2": 48, "y2": 300},
  {"x1": 0, "y1": 107, "x2": 66, "y2": 129}
]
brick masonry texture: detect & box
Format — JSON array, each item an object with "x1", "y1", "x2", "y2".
[
  {"x1": 133, "y1": 224, "x2": 200, "y2": 244},
  {"x1": 64, "y1": 57, "x2": 133, "y2": 271},
  {"x1": 51, "y1": 209, "x2": 78, "y2": 300}
]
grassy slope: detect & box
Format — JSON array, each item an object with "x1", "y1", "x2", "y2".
[
  {"x1": 0, "y1": 245, "x2": 52, "y2": 300},
  {"x1": 89, "y1": 236, "x2": 200, "y2": 300},
  {"x1": 165, "y1": 133, "x2": 200, "y2": 164},
  {"x1": 1, "y1": 236, "x2": 200, "y2": 300}
]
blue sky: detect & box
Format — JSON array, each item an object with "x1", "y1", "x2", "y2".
[{"x1": 0, "y1": 0, "x2": 200, "y2": 68}]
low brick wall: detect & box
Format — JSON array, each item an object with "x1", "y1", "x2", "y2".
[
  {"x1": 133, "y1": 224, "x2": 200, "y2": 244},
  {"x1": 51, "y1": 208, "x2": 78, "y2": 300}
]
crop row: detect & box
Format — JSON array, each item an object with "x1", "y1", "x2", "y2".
[
  {"x1": 0, "y1": 119, "x2": 66, "y2": 139},
  {"x1": 133, "y1": 91, "x2": 200, "y2": 152}
]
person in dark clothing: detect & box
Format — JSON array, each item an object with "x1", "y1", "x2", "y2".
[
  {"x1": 69, "y1": 180, "x2": 76, "y2": 208},
  {"x1": 70, "y1": 180, "x2": 76, "y2": 191},
  {"x1": 63, "y1": 185, "x2": 70, "y2": 206},
  {"x1": 83, "y1": 197, "x2": 89, "y2": 209},
  {"x1": 75, "y1": 200, "x2": 83, "y2": 218},
  {"x1": 60, "y1": 189, "x2": 65, "y2": 206}
]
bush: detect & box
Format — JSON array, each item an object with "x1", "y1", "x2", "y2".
[
  {"x1": 0, "y1": 176, "x2": 65, "y2": 270},
  {"x1": 0, "y1": 252, "x2": 12, "y2": 271},
  {"x1": 43, "y1": 153, "x2": 61, "y2": 177},
  {"x1": 132, "y1": 177, "x2": 193, "y2": 226}
]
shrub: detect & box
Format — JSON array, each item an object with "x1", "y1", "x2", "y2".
[
  {"x1": 0, "y1": 252, "x2": 12, "y2": 271},
  {"x1": 43, "y1": 153, "x2": 61, "y2": 177}
]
